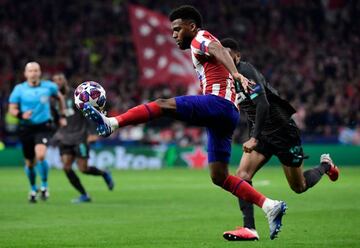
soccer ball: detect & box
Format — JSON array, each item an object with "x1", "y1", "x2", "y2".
[{"x1": 74, "y1": 81, "x2": 106, "y2": 111}]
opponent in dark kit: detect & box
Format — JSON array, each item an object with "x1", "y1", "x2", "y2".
[
  {"x1": 221, "y1": 38, "x2": 339, "y2": 241},
  {"x1": 52, "y1": 73, "x2": 114, "y2": 203}
]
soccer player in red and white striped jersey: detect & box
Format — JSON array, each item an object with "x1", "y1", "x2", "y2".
[
  {"x1": 82, "y1": 5, "x2": 287, "y2": 240},
  {"x1": 191, "y1": 30, "x2": 237, "y2": 103}
]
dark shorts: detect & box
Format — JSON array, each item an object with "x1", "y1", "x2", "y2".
[
  {"x1": 175, "y1": 94, "x2": 239, "y2": 163},
  {"x1": 254, "y1": 120, "x2": 304, "y2": 167},
  {"x1": 59, "y1": 143, "x2": 90, "y2": 159},
  {"x1": 18, "y1": 122, "x2": 54, "y2": 160}
]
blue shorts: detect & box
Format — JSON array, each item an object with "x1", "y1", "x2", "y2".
[{"x1": 175, "y1": 94, "x2": 239, "y2": 163}]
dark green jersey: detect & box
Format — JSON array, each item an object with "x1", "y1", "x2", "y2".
[
  {"x1": 53, "y1": 88, "x2": 95, "y2": 145},
  {"x1": 237, "y1": 61, "x2": 296, "y2": 137}
]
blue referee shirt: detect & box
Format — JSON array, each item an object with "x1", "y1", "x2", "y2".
[{"x1": 9, "y1": 80, "x2": 58, "y2": 125}]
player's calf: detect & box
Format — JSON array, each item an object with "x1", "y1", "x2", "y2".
[{"x1": 289, "y1": 180, "x2": 307, "y2": 194}]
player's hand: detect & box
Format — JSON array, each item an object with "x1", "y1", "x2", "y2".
[
  {"x1": 22, "y1": 111, "x2": 32, "y2": 120},
  {"x1": 243, "y1": 137, "x2": 258, "y2": 153},
  {"x1": 59, "y1": 117, "x2": 67, "y2": 127},
  {"x1": 232, "y1": 72, "x2": 255, "y2": 94}
]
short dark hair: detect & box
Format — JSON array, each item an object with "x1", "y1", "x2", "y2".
[
  {"x1": 220, "y1": 38, "x2": 240, "y2": 52},
  {"x1": 169, "y1": 5, "x2": 203, "y2": 28}
]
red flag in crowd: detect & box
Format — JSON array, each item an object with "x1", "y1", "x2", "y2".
[{"x1": 129, "y1": 5, "x2": 197, "y2": 86}]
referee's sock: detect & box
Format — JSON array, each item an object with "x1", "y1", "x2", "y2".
[
  {"x1": 36, "y1": 160, "x2": 49, "y2": 188},
  {"x1": 25, "y1": 166, "x2": 37, "y2": 192}
]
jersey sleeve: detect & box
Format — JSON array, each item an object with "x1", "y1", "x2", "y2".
[
  {"x1": 191, "y1": 31, "x2": 218, "y2": 56},
  {"x1": 239, "y1": 62, "x2": 270, "y2": 139},
  {"x1": 8, "y1": 85, "x2": 21, "y2": 104},
  {"x1": 243, "y1": 63, "x2": 266, "y2": 101}
]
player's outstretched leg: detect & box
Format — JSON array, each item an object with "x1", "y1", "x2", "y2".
[
  {"x1": 82, "y1": 104, "x2": 115, "y2": 136},
  {"x1": 82, "y1": 101, "x2": 163, "y2": 137}
]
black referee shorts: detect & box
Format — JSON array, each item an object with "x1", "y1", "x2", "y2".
[
  {"x1": 254, "y1": 119, "x2": 304, "y2": 167},
  {"x1": 18, "y1": 122, "x2": 54, "y2": 160}
]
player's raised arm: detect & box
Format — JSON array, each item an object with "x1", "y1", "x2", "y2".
[
  {"x1": 246, "y1": 65, "x2": 270, "y2": 141},
  {"x1": 208, "y1": 41, "x2": 253, "y2": 93},
  {"x1": 242, "y1": 75, "x2": 270, "y2": 152}
]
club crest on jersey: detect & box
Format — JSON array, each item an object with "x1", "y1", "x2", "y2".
[
  {"x1": 249, "y1": 83, "x2": 261, "y2": 94},
  {"x1": 200, "y1": 41, "x2": 206, "y2": 53},
  {"x1": 249, "y1": 81, "x2": 262, "y2": 99},
  {"x1": 237, "y1": 92, "x2": 247, "y2": 104},
  {"x1": 40, "y1": 95, "x2": 49, "y2": 103},
  {"x1": 196, "y1": 71, "x2": 203, "y2": 80}
]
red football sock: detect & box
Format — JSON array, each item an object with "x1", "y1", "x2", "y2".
[
  {"x1": 115, "y1": 102, "x2": 162, "y2": 127},
  {"x1": 223, "y1": 175, "x2": 266, "y2": 207}
]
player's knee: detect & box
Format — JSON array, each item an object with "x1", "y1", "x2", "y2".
[
  {"x1": 211, "y1": 175, "x2": 225, "y2": 187},
  {"x1": 210, "y1": 171, "x2": 227, "y2": 187},
  {"x1": 154, "y1": 98, "x2": 176, "y2": 111},
  {"x1": 76, "y1": 160, "x2": 88, "y2": 173},
  {"x1": 290, "y1": 184, "x2": 307, "y2": 194},
  {"x1": 236, "y1": 169, "x2": 252, "y2": 181},
  {"x1": 25, "y1": 159, "x2": 36, "y2": 167},
  {"x1": 36, "y1": 155, "x2": 46, "y2": 162},
  {"x1": 78, "y1": 166, "x2": 87, "y2": 173},
  {"x1": 209, "y1": 162, "x2": 229, "y2": 187}
]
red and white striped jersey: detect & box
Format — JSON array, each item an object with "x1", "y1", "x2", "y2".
[{"x1": 190, "y1": 30, "x2": 237, "y2": 105}]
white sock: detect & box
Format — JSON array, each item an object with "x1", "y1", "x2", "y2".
[
  {"x1": 262, "y1": 198, "x2": 278, "y2": 214},
  {"x1": 108, "y1": 117, "x2": 119, "y2": 129}
]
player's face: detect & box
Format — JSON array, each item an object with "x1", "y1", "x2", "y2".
[
  {"x1": 24, "y1": 62, "x2": 41, "y2": 84},
  {"x1": 53, "y1": 75, "x2": 66, "y2": 89},
  {"x1": 226, "y1": 48, "x2": 241, "y2": 66},
  {"x1": 171, "y1": 19, "x2": 196, "y2": 50}
]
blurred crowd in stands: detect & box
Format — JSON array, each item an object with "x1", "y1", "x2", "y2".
[{"x1": 0, "y1": 0, "x2": 359, "y2": 145}]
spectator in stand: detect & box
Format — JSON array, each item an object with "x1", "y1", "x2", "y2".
[{"x1": 0, "y1": 0, "x2": 359, "y2": 145}]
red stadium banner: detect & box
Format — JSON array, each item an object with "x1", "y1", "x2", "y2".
[{"x1": 129, "y1": 5, "x2": 197, "y2": 86}]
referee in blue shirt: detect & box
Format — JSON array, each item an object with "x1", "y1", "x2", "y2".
[{"x1": 8, "y1": 62, "x2": 67, "y2": 203}]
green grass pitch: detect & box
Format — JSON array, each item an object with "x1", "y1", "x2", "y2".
[{"x1": 0, "y1": 166, "x2": 359, "y2": 248}]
